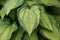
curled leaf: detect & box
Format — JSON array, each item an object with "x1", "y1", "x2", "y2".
[{"x1": 0, "y1": 0, "x2": 24, "y2": 19}]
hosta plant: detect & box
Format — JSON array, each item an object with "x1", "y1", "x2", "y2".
[{"x1": 0, "y1": 0, "x2": 60, "y2": 40}]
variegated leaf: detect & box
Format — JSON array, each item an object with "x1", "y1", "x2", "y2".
[{"x1": 18, "y1": 5, "x2": 40, "y2": 35}]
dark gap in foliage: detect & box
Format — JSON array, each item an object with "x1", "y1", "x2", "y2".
[
  {"x1": 15, "y1": 8, "x2": 20, "y2": 28},
  {"x1": 8, "y1": 8, "x2": 19, "y2": 27},
  {"x1": 45, "y1": 6, "x2": 60, "y2": 15},
  {"x1": 37, "y1": 30, "x2": 49, "y2": 40},
  {"x1": 0, "y1": 5, "x2": 3, "y2": 10},
  {"x1": 58, "y1": 0, "x2": 60, "y2": 1},
  {"x1": 5, "y1": 15, "x2": 13, "y2": 25},
  {"x1": 22, "y1": 32, "x2": 27, "y2": 40},
  {"x1": 10, "y1": 27, "x2": 19, "y2": 40},
  {"x1": 37, "y1": 25, "x2": 49, "y2": 40},
  {"x1": 39, "y1": 25, "x2": 52, "y2": 32},
  {"x1": 10, "y1": 30, "x2": 17, "y2": 40}
]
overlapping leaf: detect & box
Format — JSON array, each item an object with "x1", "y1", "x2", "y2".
[
  {"x1": 40, "y1": 26, "x2": 59, "y2": 40},
  {"x1": 38, "y1": 5, "x2": 55, "y2": 31},
  {"x1": 0, "y1": 0, "x2": 24, "y2": 19},
  {"x1": 40, "y1": 11, "x2": 58, "y2": 31},
  {"x1": 10, "y1": 26, "x2": 25, "y2": 40},
  {"x1": 53, "y1": 15, "x2": 60, "y2": 40},
  {"x1": 0, "y1": 0, "x2": 60, "y2": 40},
  {"x1": 40, "y1": 13, "x2": 53, "y2": 31},
  {"x1": 39, "y1": 13, "x2": 59, "y2": 40},
  {"x1": 23, "y1": 31, "x2": 38, "y2": 40},
  {"x1": 0, "y1": 18, "x2": 17, "y2": 40},
  {"x1": 40, "y1": 0, "x2": 60, "y2": 8}
]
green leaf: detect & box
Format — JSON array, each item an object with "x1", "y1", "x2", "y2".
[
  {"x1": 40, "y1": 26, "x2": 59, "y2": 40},
  {"x1": 18, "y1": 5, "x2": 40, "y2": 35},
  {"x1": 53, "y1": 15, "x2": 60, "y2": 22},
  {"x1": 40, "y1": 0, "x2": 60, "y2": 8},
  {"x1": 36, "y1": 0, "x2": 43, "y2": 4},
  {"x1": 53, "y1": 15, "x2": 60, "y2": 40},
  {"x1": 26, "y1": 0, "x2": 37, "y2": 7},
  {"x1": 0, "y1": 0, "x2": 24, "y2": 19},
  {"x1": 0, "y1": 18, "x2": 17, "y2": 40},
  {"x1": 10, "y1": 26, "x2": 25, "y2": 40},
  {"x1": 0, "y1": 22, "x2": 17, "y2": 40},
  {"x1": 40, "y1": 13, "x2": 57, "y2": 31},
  {"x1": 40, "y1": 13, "x2": 53, "y2": 31},
  {"x1": 23, "y1": 31, "x2": 38, "y2": 40}
]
